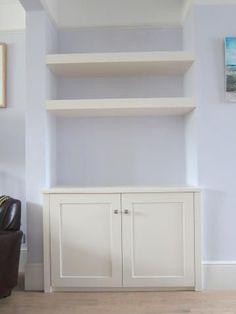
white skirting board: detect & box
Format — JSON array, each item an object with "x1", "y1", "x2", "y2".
[
  {"x1": 24, "y1": 263, "x2": 44, "y2": 291},
  {"x1": 19, "y1": 248, "x2": 28, "y2": 273},
  {"x1": 23, "y1": 261, "x2": 236, "y2": 291},
  {"x1": 203, "y1": 262, "x2": 236, "y2": 290}
]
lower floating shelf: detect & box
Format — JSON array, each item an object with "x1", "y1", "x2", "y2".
[{"x1": 45, "y1": 97, "x2": 196, "y2": 117}]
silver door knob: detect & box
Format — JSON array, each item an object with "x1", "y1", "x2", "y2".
[
  {"x1": 114, "y1": 209, "x2": 119, "y2": 214},
  {"x1": 124, "y1": 209, "x2": 129, "y2": 214}
]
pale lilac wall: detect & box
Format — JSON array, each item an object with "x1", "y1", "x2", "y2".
[
  {"x1": 24, "y1": 9, "x2": 57, "y2": 263},
  {"x1": 184, "y1": 4, "x2": 236, "y2": 261},
  {"x1": 56, "y1": 116, "x2": 186, "y2": 186},
  {"x1": 58, "y1": 27, "x2": 183, "y2": 53},
  {"x1": 0, "y1": 31, "x2": 26, "y2": 242}
]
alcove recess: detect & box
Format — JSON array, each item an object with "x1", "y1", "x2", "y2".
[{"x1": 45, "y1": 27, "x2": 195, "y2": 187}]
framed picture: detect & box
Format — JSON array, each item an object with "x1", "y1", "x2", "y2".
[
  {"x1": 0, "y1": 43, "x2": 6, "y2": 108},
  {"x1": 225, "y1": 37, "x2": 236, "y2": 101}
]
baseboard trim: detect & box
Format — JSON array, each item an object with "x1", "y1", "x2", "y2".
[
  {"x1": 25, "y1": 263, "x2": 43, "y2": 291},
  {"x1": 203, "y1": 261, "x2": 236, "y2": 290},
  {"x1": 23, "y1": 261, "x2": 236, "y2": 291},
  {"x1": 19, "y1": 248, "x2": 28, "y2": 273}
]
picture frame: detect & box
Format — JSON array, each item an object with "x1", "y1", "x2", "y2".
[
  {"x1": 225, "y1": 37, "x2": 236, "y2": 102},
  {"x1": 0, "y1": 43, "x2": 7, "y2": 108}
]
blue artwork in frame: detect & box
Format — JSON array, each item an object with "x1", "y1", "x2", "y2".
[{"x1": 225, "y1": 37, "x2": 236, "y2": 101}]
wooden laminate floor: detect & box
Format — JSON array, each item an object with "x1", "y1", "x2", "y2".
[{"x1": 1, "y1": 277, "x2": 236, "y2": 314}]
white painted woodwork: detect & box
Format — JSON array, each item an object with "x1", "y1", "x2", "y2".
[
  {"x1": 44, "y1": 186, "x2": 200, "y2": 194},
  {"x1": 43, "y1": 188, "x2": 201, "y2": 291},
  {"x1": 122, "y1": 192, "x2": 195, "y2": 287},
  {"x1": 43, "y1": 194, "x2": 52, "y2": 292},
  {"x1": 194, "y1": 192, "x2": 203, "y2": 291},
  {"x1": 46, "y1": 51, "x2": 194, "y2": 77},
  {"x1": 49, "y1": 193, "x2": 122, "y2": 287},
  {"x1": 45, "y1": 98, "x2": 196, "y2": 117}
]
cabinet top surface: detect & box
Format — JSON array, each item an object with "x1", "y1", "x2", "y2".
[{"x1": 43, "y1": 186, "x2": 200, "y2": 194}]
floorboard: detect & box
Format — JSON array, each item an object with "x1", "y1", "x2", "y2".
[{"x1": 1, "y1": 276, "x2": 236, "y2": 314}]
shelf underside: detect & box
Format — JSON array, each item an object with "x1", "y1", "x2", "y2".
[
  {"x1": 46, "y1": 98, "x2": 196, "y2": 117},
  {"x1": 46, "y1": 51, "x2": 194, "y2": 77}
]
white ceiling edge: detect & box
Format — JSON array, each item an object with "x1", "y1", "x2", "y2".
[
  {"x1": 192, "y1": 0, "x2": 236, "y2": 3},
  {"x1": 41, "y1": 0, "x2": 236, "y2": 31},
  {"x1": 0, "y1": 0, "x2": 25, "y2": 31},
  {"x1": 0, "y1": 0, "x2": 234, "y2": 33},
  {"x1": 182, "y1": 0, "x2": 236, "y2": 22},
  {"x1": 41, "y1": 0, "x2": 185, "y2": 30},
  {"x1": 40, "y1": 0, "x2": 183, "y2": 31},
  {"x1": 40, "y1": 0, "x2": 58, "y2": 26},
  {"x1": 40, "y1": 0, "x2": 236, "y2": 31},
  {"x1": 0, "y1": 0, "x2": 233, "y2": 32}
]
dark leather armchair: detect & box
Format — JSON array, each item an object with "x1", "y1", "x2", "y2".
[{"x1": 0, "y1": 198, "x2": 23, "y2": 298}]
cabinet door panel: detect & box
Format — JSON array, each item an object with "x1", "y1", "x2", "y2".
[
  {"x1": 50, "y1": 193, "x2": 122, "y2": 287},
  {"x1": 122, "y1": 193, "x2": 195, "y2": 287}
]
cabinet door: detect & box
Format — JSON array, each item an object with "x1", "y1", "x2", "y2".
[
  {"x1": 50, "y1": 193, "x2": 122, "y2": 287},
  {"x1": 122, "y1": 193, "x2": 195, "y2": 287}
]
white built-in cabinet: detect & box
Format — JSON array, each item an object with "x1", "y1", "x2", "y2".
[
  {"x1": 49, "y1": 193, "x2": 122, "y2": 288},
  {"x1": 43, "y1": 187, "x2": 201, "y2": 292}
]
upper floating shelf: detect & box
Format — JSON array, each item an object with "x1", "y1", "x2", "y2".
[
  {"x1": 45, "y1": 97, "x2": 195, "y2": 117},
  {"x1": 46, "y1": 51, "x2": 194, "y2": 77}
]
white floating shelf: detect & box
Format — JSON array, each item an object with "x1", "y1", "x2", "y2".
[
  {"x1": 46, "y1": 51, "x2": 194, "y2": 77},
  {"x1": 45, "y1": 97, "x2": 196, "y2": 117}
]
